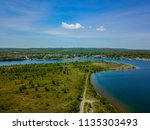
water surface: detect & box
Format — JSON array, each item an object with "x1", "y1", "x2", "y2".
[{"x1": 92, "y1": 59, "x2": 150, "y2": 112}]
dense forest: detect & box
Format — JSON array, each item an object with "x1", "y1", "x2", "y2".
[
  {"x1": 0, "y1": 48, "x2": 150, "y2": 61},
  {"x1": 0, "y1": 61, "x2": 134, "y2": 112}
]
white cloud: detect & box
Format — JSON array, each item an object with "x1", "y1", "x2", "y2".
[
  {"x1": 61, "y1": 22, "x2": 84, "y2": 29},
  {"x1": 96, "y1": 26, "x2": 106, "y2": 32}
]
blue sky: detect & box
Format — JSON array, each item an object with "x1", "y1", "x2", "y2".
[{"x1": 0, "y1": 0, "x2": 150, "y2": 49}]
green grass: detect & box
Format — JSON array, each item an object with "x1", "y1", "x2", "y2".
[{"x1": 0, "y1": 61, "x2": 134, "y2": 112}]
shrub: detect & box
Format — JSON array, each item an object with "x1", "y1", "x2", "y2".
[
  {"x1": 35, "y1": 87, "x2": 38, "y2": 91},
  {"x1": 45, "y1": 87, "x2": 49, "y2": 92},
  {"x1": 62, "y1": 87, "x2": 69, "y2": 93},
  {"x1": 19, "y1": 85, "x2": 27, "y2": 93},
  {"x1": 36, "y1": 94, "x2": 41, "y2": 98}
]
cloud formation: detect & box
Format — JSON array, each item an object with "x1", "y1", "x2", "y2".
[
  {"x1": 62, "y1": 22, "x2": 84, "y2": 29},
  {"x1": 96, "y1": 26, "x2": 106, "y2": 32}
]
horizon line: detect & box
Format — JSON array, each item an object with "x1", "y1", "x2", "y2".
[{"x1": 0, "y1": 47, "x2": 150, "y2": 51}]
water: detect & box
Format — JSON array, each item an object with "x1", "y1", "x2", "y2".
[
  {"x1": 91, "y1": 59, "x2": 150, "y2": 112},
  {"x1": 0, "y1": 58, "x2": 150, "y2": 112},
  {"x1": 0, "y1": 57, "x2": 101, "y2": 66}
]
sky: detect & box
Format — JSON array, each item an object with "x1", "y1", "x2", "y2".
[{"x1": 0, "y1": 0, "x2": 150, "y2": 49}]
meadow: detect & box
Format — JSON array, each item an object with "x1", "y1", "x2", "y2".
[{"x1": 0, "y1": 61, "x2": 134, "y2": 112}]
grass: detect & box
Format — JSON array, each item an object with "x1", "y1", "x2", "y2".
[{"x1": 0, "y1": 61, "x2": 134, "y2": 112}]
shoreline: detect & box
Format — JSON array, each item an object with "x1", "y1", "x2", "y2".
[
  {"x1": 0, "y1": 56, "x2": 150, "y2": 62},
  {"x1": 91, "y1": 76, "x2": 129, "y2": 112},
  {"x1": 90, "y1": 63, "x2": 136, "y2": 113}
]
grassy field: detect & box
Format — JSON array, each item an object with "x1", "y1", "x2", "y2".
[{"x1": 0, "y1": 61, "x2": 135, "y2": 112}]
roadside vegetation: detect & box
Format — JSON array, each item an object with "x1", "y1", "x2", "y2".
[{"x1": 0, "y1": 61, "x2": 134, "y2": 112}]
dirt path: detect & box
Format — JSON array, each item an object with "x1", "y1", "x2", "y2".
[{"x1": 80, "y1": 74, "x2": 88, "y2": 113}]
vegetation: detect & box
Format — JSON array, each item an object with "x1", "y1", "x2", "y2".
[
  {"x1": 85, "y1": 73, "x2": 117, "y2": 113},
  {"x1": 0, "y1": 48, "x2": 150, "y2": 61},
  {"x1": 0, "y1": 61, "x2": 134, "y2": 112}
]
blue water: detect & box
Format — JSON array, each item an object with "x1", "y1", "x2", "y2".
[
  {"x1": 0, "y1": 58, "x2": 150, "y2": 112},
  {"x1": 91, "y1": 59, "x2": 150, "y2": 112},
  {"x1": 0, "y1": 57, "x2": 102, "y2": 66}
]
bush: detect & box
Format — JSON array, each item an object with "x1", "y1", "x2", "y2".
[
  {"x1": 52, "y1": 80, "x2": 56, "y2": 85},
  {"x1": 19, "y1": 85, "x2": 27, "y2": 93},
  {"x1": 35, "y1": 87, "x2": 38, "y2": 91},
  {"x1": 45, "y1": 87, "x2": 49, "y2": 92},
  {"x1": 62, "y1": 87, "x2": 69, "y2": 93},
  {"x1": 36, "y1": 94, "x2": 41, "y2": 98},
  {"x1": 66, "y1": 100, "x2": 80, "y2": 112}
]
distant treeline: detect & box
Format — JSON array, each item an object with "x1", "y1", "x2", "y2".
[{"x1": 0, "y1": 48, "x2": 150, "y2": 60}]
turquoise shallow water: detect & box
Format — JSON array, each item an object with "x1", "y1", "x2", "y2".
[{"x1": 0, "y1": 58, "x2": 150, "y2": 112}]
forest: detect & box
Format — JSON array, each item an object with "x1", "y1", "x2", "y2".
[{"x1": 0, "y1": 48, "x2": 150, "y2": 61}]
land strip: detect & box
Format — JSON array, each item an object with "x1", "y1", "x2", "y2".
[
  {"x1": 80, "y1": 74, "x2": 88, "y2": 113},
  {"x1": 0, "y1": 61, "x2": 134, "y2": 112}
]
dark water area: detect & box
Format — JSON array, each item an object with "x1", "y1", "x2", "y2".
[
  {"x1": 0, "y1": 58, "x2": 150, "y2": 112},
  {"x1": 92, "y1": 59, "x2": 150, "y2": 112}
]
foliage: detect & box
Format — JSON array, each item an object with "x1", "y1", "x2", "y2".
[
  {"x1": 0, "y1": 61, "x2": 133, "y2": 112},
  {"x1": 0, "y1": 48, "x2": 150, "y2": 60}
]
